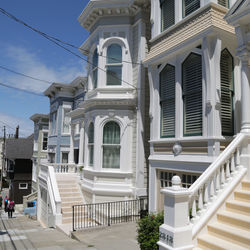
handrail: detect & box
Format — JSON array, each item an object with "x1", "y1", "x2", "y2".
[{"x1": 189, "y1": 133, "x2": 245, "y2": 195}]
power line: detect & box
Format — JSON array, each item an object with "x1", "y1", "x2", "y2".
[
  {"x1": 0, "y1": 120, "x2": 29, "y2": 137},
  {"x1": 0, "y1": 65, "x2": 52, "y2": 84},
  {"x1": 0, "y1": 7, "x2": 138, "y2": 90},
  {"x1": 0, "y1": 81, "x2": 44, "y2": 96}
]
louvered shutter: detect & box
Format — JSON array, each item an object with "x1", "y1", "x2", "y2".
[
  {"x1": 183, "y1": 0, "x2": 200, "y2": 17},
  {"x1": 160, "y1": 64, "x2": 175, "y2": 137},
  {"x1": 218, "y1": 0, "x2": 229, "y2": 8},
  {"x1": 160, "y1": 0, "x2": 175, "y2": 31},
  {"x1": 220, "y1": 49, "x2": 234, "y2": 135},
  {"x1": 182, "y1": 53, "x2": 202, "y2": 136}
]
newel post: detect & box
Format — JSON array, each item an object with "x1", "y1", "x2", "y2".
[{"x1": 158, "y1": 176, "x2": 193, "y2": 250}]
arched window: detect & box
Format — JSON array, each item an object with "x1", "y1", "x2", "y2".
[
  {"x1": 88, "y1": 123, "x2": 94, "y2": 166},
  {"x1": 220, "y1": 49, "x2": 234, "y2": 135},
  {"x1": 92, "y1": 49, "x2": 98, "y2": 89},
  {"x1": 106, "y1": 44, "x2": 122, "y2": 85},
  {"x1": 160, "y1": 64, "x2": 175, "y2": 137},
  {"x1": 182, "y1": 53, "x2": 202, "y2": 136},
  {"x1": 103, "y1": 121, "x2": 120, "y2": 168}
]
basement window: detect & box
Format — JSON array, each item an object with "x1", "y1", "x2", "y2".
[{"x1": 19, "y1": 183, "x2": 28, "y2": 189}]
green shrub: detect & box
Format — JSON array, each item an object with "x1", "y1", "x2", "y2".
[{"x1": 137, "y1": 212, "x2": 164, "y2": 250}]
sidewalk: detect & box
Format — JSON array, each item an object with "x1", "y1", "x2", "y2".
[
  {"x1": 72, "y1": 222, "x2": 140, "y2": 250},
  {"x1": 0, "y1": 210, "x2": 89, "y2": 250},
  {"x1": 0, "y1": 209, "x2": 140, "y2": 250}
]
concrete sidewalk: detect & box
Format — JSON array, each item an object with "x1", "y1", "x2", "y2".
[
  {"x1": 72, "y1": 222, "x2": 140, "y2": 250},
  {"x1": 0, "y1": 210, "x2": 89, "y2": 250}
]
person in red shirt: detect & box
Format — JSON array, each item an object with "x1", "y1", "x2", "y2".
[{"x1": 7, "y1": 199, "x2": 15, "y2": 218}]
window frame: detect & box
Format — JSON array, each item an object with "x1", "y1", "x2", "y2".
[
  {"x1": 19, "y1": 183, "x2": 28, "y2": 190},
  {"x1": 88, "y1": 122, "x2": 94, "y2": 167},
  {"x1": 182, "y1": 52, "x2": 203, "y2": 137},
  {"x1": 42, "y1": 132, "x2": 48, "y2": 151},
  {"x1": 102, "y1": 121, "x2": 121, "y2": 169},
  {"x1": 183, "y1": 0, "x2": 200, "y2": 18},
  {"x1": 106, "y1": 44, "x2": 123, "y2": 86},
  {"x1": 92, "y1": 48, "x2": 98, "y2": 89},
  {"x1": 160, "y1": 0, "x2": 175, "y2": 32}
]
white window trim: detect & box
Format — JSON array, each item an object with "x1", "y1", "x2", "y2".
[
  {"x1": 41, "y1": 131, "x2": 49, "y2": 152},
  {"x1": 61, "y1": 104, "x2": 72, "y2": 135}
]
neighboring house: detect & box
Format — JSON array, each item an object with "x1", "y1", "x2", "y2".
[
  {"x1": 74, "y1": 0, "x2": 151, "y2": 203},
  {"x1": 5, "y1": 136, "x2": 33, "y2": 204},
  {"x1": 30, "y1": 114, "x2": 49, "y2": 192},
  {"x1": 143, "y1": 0, "x2": 241, "y2": 212},
  {"x1": 43, "y1": 77, "x2": 87, "y2": 165}
]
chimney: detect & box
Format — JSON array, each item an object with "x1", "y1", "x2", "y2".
[{"x1": 15, "y1": 125, "x2": 19, "y2": 139}]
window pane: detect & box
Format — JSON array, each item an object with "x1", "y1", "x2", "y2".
[
  {"x1": 42, "y1": 132, "x2": 48, "y2": 150},
  {"x1": 107, "y1": 66, "x2": 122, "y2": 85},
  {"x1": 88, "y1": 123, "x2": 94, "y2": 143},
  {"x1": 107, "y1": 44, "x2": 122, "y2": 64},
  {"x1": 62, "y1": 153, "x2": 68, "y2": 163},
  {"x1": 218, "y1": 0, "x2": 229, "y2": 8},
  {"x1": 93, "y1": 69, "x2": 97, "y2": 89},
  {"x1": 103, "y1": 122, "x2": 120, "y2": 144},
  {"x1": 103, "y1": 146, "x2": 120, "y2": 168},
  {"x1": 89, "y1": 145, "x2": 94, "y2": 166},
  {"x1": 93, "y1": 49, "x2": 98, "y2": 68}
]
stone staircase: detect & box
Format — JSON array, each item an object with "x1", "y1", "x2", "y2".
[
  {"x1": 56, "y1": 174, "x2": 84, "y2": 225},
  {"x1": 196, "y1": 179, "x2": 250, "y2": 250}
]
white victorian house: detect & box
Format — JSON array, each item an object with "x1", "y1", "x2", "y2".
[{"x1": 71, "y1": 0, "x2": 151, "y2": 203}]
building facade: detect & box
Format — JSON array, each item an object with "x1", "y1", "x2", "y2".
[
  {"x1": 144, "y1": 0, "x2": 241, "y2": 212},
  {"x1": 74, "y1": 0, "x2": 151, "y2": 203},
  {"x1": 30, "y1": 114, "x2": 49, "y2": 192}
]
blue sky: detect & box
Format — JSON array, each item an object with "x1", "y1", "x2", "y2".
[{"x1": 0, "y1": 0, "x2": 89, "y2": 137}]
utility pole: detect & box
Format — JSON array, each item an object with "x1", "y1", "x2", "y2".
[{"x1": 1, "y1": 126, "x2": 6, "y2": 191}]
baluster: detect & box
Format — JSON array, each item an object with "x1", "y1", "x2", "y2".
[
  {"x1": 231, "y1": 154, "x2": 235, "y2": 175},
  {"x1": 226, "y1": 161, "x2": 231, "y2": 181},
  {"x1": 210, "y1": 178, "x2": 215, "y2": 201},
  {"x1": 236, "y1": 147, "x2": 241, "y2": 169},
  {"x1": 216, "y1": 169, "x2": 220, "y2": 193},
  {"x1": 220, "y1": 164, "x2": 225, "y2": 187},
  {"x1": 191, "y1": 198, "x2": 197, "y2": 221},
  {"x1": 203, "y1": 183, "x2": 208, "y2": 208},
  {"x1": 198, "y1": 188, "x2": 203, "y2": 214}
]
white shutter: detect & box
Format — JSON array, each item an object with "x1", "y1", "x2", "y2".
[
  {"x1": 182, "y1": 53, "x2": 202, "y2": 136},
  {"x1": 220, "y1": 49, "x2": 234, "y2": 135},
  {"x1": 160, "y1": 64, "x2": 175, "y2": 137},
  {"x1": 161, "y1": 0, "x2": 175, "y2": 31},
  {"x1": 184, "y1": 0, "x2": 200, "y2": 17}
]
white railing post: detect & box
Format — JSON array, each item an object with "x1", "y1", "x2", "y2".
[{"x1": 158, "y1": 176, "x2": 193, "y2": 250}]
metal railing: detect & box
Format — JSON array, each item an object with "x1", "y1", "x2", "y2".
[{"x1": 72, "y1": 197, "x2": 148, "y2": 231}]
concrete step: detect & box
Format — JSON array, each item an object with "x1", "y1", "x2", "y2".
[
  {"x1": 60, "y1": 192, "x2": 81, "y2": 198},
  {"x1": 217, "y1": 210, "x2": 250, "y2": 230},
  {"x1": 207, "y1": 222, "x2": 250, "y2": 248},
  {"x1": 62, "y1": 207, "x2": 72, "y2": 213},
  {"x1": 197, "y1": 234, "x2": 248, "y2": 250},
  {"x1": 242, "y1": 181, "x2": 250, "y2": 191},
  {"x1": 61, "y1": 197, "x2": 82, "y2": 202},
  {"x1": 61, "y1": 201, "x2": 83, "y2": 208},
  {"x1": 226, "y1": 200, "x2": 250, "y2": 215},
  {"x1": 59, "y1": 188, "x2": 79, "y2": 193},
  {"x1": 234, "y1": 190, "x2": 250, "y2": 202}
]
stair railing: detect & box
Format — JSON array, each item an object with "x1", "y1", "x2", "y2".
[
  {"x1": 189, "y1": 132, "x2": 248, "y2": 237},
  {"x1": 158, "y1": 133, "x2": 249, "y2": 249}
]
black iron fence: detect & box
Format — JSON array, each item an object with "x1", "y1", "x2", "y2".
[{"x1": 72, "y1": 197, "x2": 148, "y2": 231}]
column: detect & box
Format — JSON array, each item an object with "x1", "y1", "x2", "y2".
[
  {"x1": 78, "y1": 121, "x2": 84, "y2": 166},
  {"x1": 68, "y1": 124, "x2": 75, "y2": 164},
  {"x1": 240, "y1": 58, "x2": 250, "y2": 133}
]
